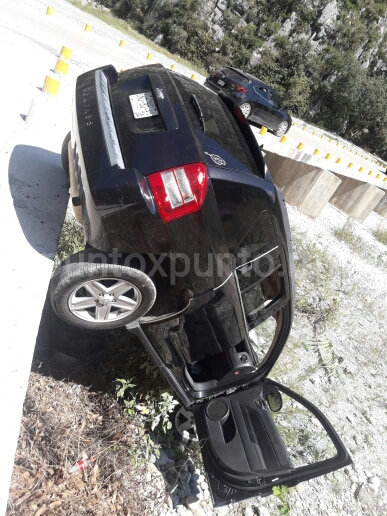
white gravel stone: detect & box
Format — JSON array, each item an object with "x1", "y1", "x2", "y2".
[{"x1": 185, "y1": 495, "x2": 201, "y2": 510}]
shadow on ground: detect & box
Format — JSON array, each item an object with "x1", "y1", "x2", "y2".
[
  {"x1": 32, "y1": 289, "x2": 142, "y2": 393},
  {"x1": 8, "y1": 144, "x2": 69, "y2": 258}
]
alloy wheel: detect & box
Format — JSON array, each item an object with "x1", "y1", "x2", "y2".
[{"x1": 68, "y1": 278, "x2": 142, "y2": 323}]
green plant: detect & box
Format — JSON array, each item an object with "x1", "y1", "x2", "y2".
[
  {"x1": 272, "y1": 485, "x2": 291, "y2": 515},
  {"x1": 115, "y1": 354, "x2": 179, "y2": 433},
  {"x1": 55, "y1": 211, "x2": 86, "y2": 267},
  {"x1": 374, "y1": 226, "x2": 387, "y2": 246}
]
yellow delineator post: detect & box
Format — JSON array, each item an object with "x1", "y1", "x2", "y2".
[
  {"x1": 43, "y1": 74, "x2": 60, "y2": 97},
  {"x1": 191, "y1": 74, "x2": 197, "y2": 80},
  {"x1": 358, "y1": 167, "x2": 364, "y2": 172},
  {"x1": 368, "y1": 171, "x2": 373, "y2": 176},
  {"x1": 328, "y1": 138, "x2": 332, "y2": 143},
  {"x1": 259, "y1": 126, "x2": 268, "y2": 136},
  {"x1": 46, "y1": 6, "x2": 54, "y2": 15},
  {"x1": 348, "y1": 162, "x2": 354, "y2": 169},
  {"x1": 336, "y1": 157, "x2": 342, "y2": 164},
  {"x1": 325, "y1": 153, "x2": 331, "y2": 160},
  {"x1": 376, "y1": 173, "x2": 381, "y2": 179},
  {"x1": 302, "y1": 126, "x2": 306, "y2": 131},
  {"x1": 292, "y1": 121, "x2": 296, "y2": 126},
  {"x1": 171, "y1": 64, "x2": 176, "y2": 70},
  {"x1": 54, "y1": 58, "x2": 69, "y2": 76},
  {"x1": 60, "y1": 46, "x2": 72, "y2": 60},
  {"x1": 321, "y1": 135, "x2": 324, "y2": 139},
  {"x1": 119, "y1": 40, "x2": 125, "y2": 48},
  {"x1": 384, "y1": 177, "x2": 387, "y2": 182},
  {"x1": 146, "y1": 53, "x2": 152, "y2": 60},
  {"x1": 84, "y1": 23, "x2": 92, "y2": 32},
  {"x1": 336, "y1": 142, "x2": 340, "y2": 146},
  {"x1": 313, "y1": 149, "x2": 320, "y2": 156},
  {"x1": 297, "y1": 142, "x2": 304, "y2": 150},
  {"x1": 280, "y1": 136, "x2": 287, "y2": 144},
  {"x1": 312, "y1": 131, "x2": 316, "y2": 135}
]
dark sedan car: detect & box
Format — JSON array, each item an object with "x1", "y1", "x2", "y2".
[
  {"x1": 205, "y1": 67, "x2": 291, "y2": 137},
  {"x1": 51, "y1": 64, "x2": 351, "y2": 507}
]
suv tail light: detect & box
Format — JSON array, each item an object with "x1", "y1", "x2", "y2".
[
  {"x1": 232, "y1": 84, "x2": 247, "y2": 93},
  {"x1": 148, "y1": 163, "x2": 208, "y2": 223}
]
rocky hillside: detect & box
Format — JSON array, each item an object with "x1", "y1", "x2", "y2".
[{"x1": 98, "y1": 0, "x2": 387, "y2": 160}]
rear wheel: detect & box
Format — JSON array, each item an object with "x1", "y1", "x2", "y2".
[
  {"x1": 239, "y1": 102, "x2": 252, "y2": 119},
  {"x1": 274, "y1": 121, "x2": 289, "y2": 137},
  {"x1": 61, "y1": 132, "x2": 71, "y2": 175},
  {"x1": 50, "y1": 254, "x2": 156, "y2": 330}
]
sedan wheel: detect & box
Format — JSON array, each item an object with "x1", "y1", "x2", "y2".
[
  {"x1": 239, "y1": 102, "x2": 252, "y2": 119},
  {"x1": 274, "y1": 121, "x2": 289, "y2": 137}
]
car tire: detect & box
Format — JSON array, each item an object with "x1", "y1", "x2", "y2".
[
  {"x1": 50, "y1": 253, "x2": 156, "y2": 330},
  {"x1": 61, "y1": 132, "x2": 71, "y2": 175},
  {"x1": 239, "y1": 102, "x2": 252, "y2": 119},
  {"x1": 171, "y1": 405, "x2": 199, "y2": 446},
  {"x1": 274, "y1": 121, "x2": 289, "y2": 137}
]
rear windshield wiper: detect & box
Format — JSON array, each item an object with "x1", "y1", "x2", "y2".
[{"x1": 190, "y1": 94, "x2": 205, "y2": 132}]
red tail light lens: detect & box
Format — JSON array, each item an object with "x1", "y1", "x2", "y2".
[
  {"x1": 148, "y1": 163, "x2": 208, "y2": 223},
  {"x1": 232, "y1": 84, "x2": 247, "y2": 93}
]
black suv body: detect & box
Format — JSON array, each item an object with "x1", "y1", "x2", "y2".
[
  {"x1": 205, "y1": 67, "x2": 292, "y2": 137},
  {"x1": 51, "y1": 64, "x2": 351, "y2": 507}
]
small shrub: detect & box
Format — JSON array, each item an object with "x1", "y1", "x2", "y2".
[
  {"x1": 334, "y1": 220, "x2": 370, "y2": 258},
  {"x1": 374, "y1": 226, "x2": 387, "y2": 246}
]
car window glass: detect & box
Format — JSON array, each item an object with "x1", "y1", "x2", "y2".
[
  {"x1": 268, "y1": 92, "x2": 280, "y2": 109},
  {"x1": 248, "y1": 316, "x2": 277, "y2": 363},
  {"x1": 234, "y1": 211, "x2": 278, "y2": 266},
  {"x1": 254, "y1": 87, "x2": 268, "y2": 100},
  {"x1": 173, "y1": 73, "x2": 260, "y2": 176},
  {"x1": 222, "y1": 68, "x2": 249, "y2": 86}
]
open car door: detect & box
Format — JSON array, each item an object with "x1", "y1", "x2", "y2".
[{"x1": 193, "y1": 378, "x2": 352, "y2": 506}]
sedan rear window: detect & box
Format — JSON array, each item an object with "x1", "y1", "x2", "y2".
[{"x1": 222, "y1": 68, "x2": 249, "y2": 86}]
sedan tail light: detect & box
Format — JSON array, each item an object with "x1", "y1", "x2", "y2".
[
  {"x1": 148, "y1": 163, "x2": 208, "y2": 223},
  {"x1": 231, "y1": 84, "x2": 247, "y2": 93}
]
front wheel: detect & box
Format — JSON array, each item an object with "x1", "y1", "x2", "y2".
[
  {"x1": 239, "y1": 102, "x2": 252, "y2": 119},
  {"x1": 50, "y1": 254, "x2": 156, "y2": 330},
  {"x1": 274, "y1": 121, "x2": 289, "y2": 137}
]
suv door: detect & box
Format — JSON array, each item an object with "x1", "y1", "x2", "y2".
[
  {"x1": 193, "y1": 378, "x2": 352, "y2": 506},
  {"x1": 267, "y1": 89, "x2": 284, "y2": 129},
  {"x1": 252, "y1": 86, "x2": 273, "y2": 127}
]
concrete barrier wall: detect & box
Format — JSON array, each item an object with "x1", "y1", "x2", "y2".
[
  {"x1": 330, "y1": 176, "x2": 386, "y2": 222},
  {"x1": 263, "y1": 147, "x2": 387, "y2": 221},
  {"x1": 264, "y1": 150, "x2": 342, "y2": 218},
  {"x1": 374, "y1": 193, "x2": 387, "y2": 217}
]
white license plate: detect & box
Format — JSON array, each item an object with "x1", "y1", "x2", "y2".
[
  {"x1": 129, "y1": 92, "x2": 159, "y2": 119},
  {"x1": 218, "y1": 79, "x2": 225, "y2": 87}
]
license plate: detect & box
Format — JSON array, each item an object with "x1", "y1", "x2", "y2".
[
  {"x1": 218, "y1": 79, "x2": 225, "y2": 87},
  {"x1": 129, "y1": 92, "x2": 159, "y2": 119}
]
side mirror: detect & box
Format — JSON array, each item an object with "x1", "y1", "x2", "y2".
[{"x1": 266, "y1": 391, "x2": 283, "y2": 412}]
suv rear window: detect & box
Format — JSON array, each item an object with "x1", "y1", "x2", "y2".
[
  {"x1": 222, "y1": 68, "x2": 249, "y2": 86},
  {"x1": 172, "y1": 73, "x2": 262, "y2": 177}
]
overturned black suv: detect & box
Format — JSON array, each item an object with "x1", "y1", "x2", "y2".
[{"x1": 51, "y1": 64, "x2": 351, "y2": 507}]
